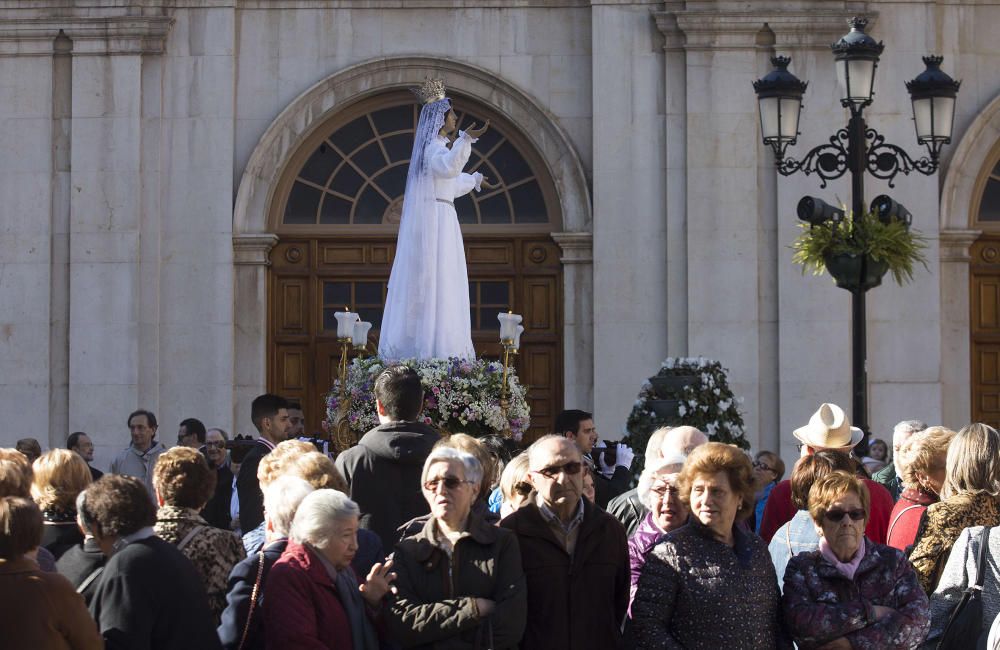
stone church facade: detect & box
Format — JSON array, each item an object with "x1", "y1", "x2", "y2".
[{"x1": 1, "y1": 0, "x2": 999, "y2": 467}]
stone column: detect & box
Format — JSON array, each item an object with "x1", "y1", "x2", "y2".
[
  {"x1": 552, "y1": 232, "x2": 594, "y2": 410},
  {"x1": 940, "y1": 229, "x2": 979, "y2": 427},
  {"x1": 233, "y1": 234, "x2": 278, "y2": 435}
]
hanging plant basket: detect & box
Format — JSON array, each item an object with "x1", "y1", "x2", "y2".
[
  {"x1": 649, "y1": 375, "x2": 698, "y2": 398},
  {"x1": 823, "y1": 252, "x2": 890, "y2": 292},
  {"x1": 647, "y1": 399, "x2": 683, "y2": 421}
]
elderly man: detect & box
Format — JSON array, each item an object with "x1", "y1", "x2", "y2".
[
  {"x1": 500, "y1": 435, "x2": 628, "y2": 650},
  {"x1": 757, "y1": 403, "x2": 894, "y2": 544},
  {"x1": 607, "y1": 426, "x2": 708, "y2": 536},
  {"x1": 200, "y1": 428, "x2": 234, "y2": 530},
  {"x1": 110, "y1": 409, "x2": 167, "y2": 498},
  {"x1": 67, "y1": 432, "x2": 103, "y2": 481},
  {"x1": 872, "y1": 419, "x2": 927, "y2": 501}
]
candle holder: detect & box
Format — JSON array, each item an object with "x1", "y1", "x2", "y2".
[
  {"x1": 497, "y1": 312, "x2": 524, "y2": 420},
  {"x1": 352, "y1": 320, "x2": 373, "y2": 356},
  {"x1": 332, "y1": 308, "x2": 360, "y2": 451}
]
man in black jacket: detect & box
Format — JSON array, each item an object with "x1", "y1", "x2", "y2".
[
  {"x1": 84, "y1": 475, "x2": 221, "y2": 649},
  {"x1": 235, "y1": 394, "x2": 292, "y2": 532},
  {"x1": 200, "y1": 427, "x2": 235, "y2": 530},
  {"x1": 336, "y1": 365, "x2": 439, "y2": 550},
  {"x1": 557, "y1": 409, "x2": 632, "y2": 508}
]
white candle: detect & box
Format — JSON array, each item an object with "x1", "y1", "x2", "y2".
[
  {"x1": 353, "y1": 321, "x2": 372, "y2": 347},
  {"x1": 334, "y1": 311, "x2": 359, "y2": 339},
  {"x1": 498, "y1": 312, "x2": 523, "y2": 343}
]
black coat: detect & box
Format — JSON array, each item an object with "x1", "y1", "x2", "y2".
[
  {"x1": 236, "y1": 440, "x2": 273, "y2": 532},
  {"x1": 202, "y1": 464, "x2": 234, "y2": 530},
  {"x1": 42, "y1": 521, "x2": 84, "y2": 560},
  {"x1": 500, "y1": 498, "x2": 629, "y2": 650},
  {"x1": 606, "y1": 488, "x2": 648, "y2": 538},
  {"x1": 335, "y1": 420, "x2": 440, "y2": 550},
  {"x1": 217, "y1": 538, "x2": 287, "y2": 650},
  {"x1": 89, "y1": 536, "x2": 222, "y2": 650},
  {"x1": 56, "y1": 537, "x2": 106, "y2": 606},
  {"x1": 593, "y1": 464, "x2": 631, "y2": 510}
]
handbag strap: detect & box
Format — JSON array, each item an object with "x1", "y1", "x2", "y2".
[
  {"x1": 76, "y1": 566, "x2": 104, "y2": 594},
  {"x1": 177, "y1": 525, "x2": 206, "y2": 552},
  {"x1": 785, "y1": 523, "x2": 793, "y2": 554},
  {"x1": 974, "y1": 526, "x2": 991, "y2": 590},
  {"x1": 887, "y1": 504, "x2": 922, "y2": 543},
  {"x1": 238, "y1": 550, "x2": 267, "y2": 650}
]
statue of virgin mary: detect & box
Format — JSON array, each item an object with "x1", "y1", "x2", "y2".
[{"x1": 378, "y1": 79, "x2": 492, "y2": 360}]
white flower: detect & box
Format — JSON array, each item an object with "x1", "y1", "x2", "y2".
[
  {"x1": 678, "y1": 404, "x2": 687, "y2": 416},
  {"x1": 664, "y1": 358, "x2": 676, "y2": 369},
  {"x1": 688, "y1": 399, "x2": 698, "y2": 409},
  {"x1": 718, "y1": 399, "x2": 731, "y2": 411}
]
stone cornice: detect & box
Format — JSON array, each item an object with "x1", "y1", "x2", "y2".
[
  {"x1": 233, "y1": 234, "x2": 279, "y2": 266},
  {"x1": 939, "y1": 229, "x2": 982, "y2": 262},
  {"x1": 0, "y1": 16, "x2": 173, "y2": 56},
  {"x1": 656, "y1": 6, "x2": 874, "y2": 52},
  {"x1": 551, "y1": 232, "x2": 593, "y2": 265}
]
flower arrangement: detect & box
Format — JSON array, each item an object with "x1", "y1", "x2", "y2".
[
  {"x1": 624, "y1": 357, "x2": 749, "y2": 476},
  {"x1": 325, "y1": 356, "x2": 531, "y2": 442}
]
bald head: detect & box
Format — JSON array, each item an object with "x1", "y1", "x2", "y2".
[
  {"x1": 661, "y1": 426, "x2": 708, "y2": 457},
  {"x1": 528, "y1": 435, "x2": 582, "y2": 470}
]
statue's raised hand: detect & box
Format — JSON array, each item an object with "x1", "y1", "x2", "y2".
[{"x1": 465, "y1": 120, "x2": 490, "y2": 139}]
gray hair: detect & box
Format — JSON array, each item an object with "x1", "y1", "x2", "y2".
[
  {"x1": 75, "y1": 489, "x2": 93, "y2": 536},
  {"x1": 637, "y1": 454, "x2": 686, "y2": 509},
  {"x1": 288, "y1": 489, "x2": 359, "y2": 549},
  {"x1": 941, "y1": 423, "x2": 1000, "y2": 500},
  {"x1": 206, "y1": 427, "x2": 229, "y2": 441},
  {"x1": 645, "y1": 427, "x2": 673, "y2": 460},
  {"x1": 421, "y1": 446, "x2": 483, "y2": 488},
  {"x1": 894, "y1": 420, "x2": 927, "y2": 437},
  {"x1": 264, "y1": 476, "x2": 314, "y2": 538}
]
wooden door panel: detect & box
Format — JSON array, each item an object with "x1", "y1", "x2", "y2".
[
  {"x1": 972, "y1": 236, "x2": 1000, "y2": 429},
  {"x1": 269, "y1": 236, "x2": 563, "y2": 441}
]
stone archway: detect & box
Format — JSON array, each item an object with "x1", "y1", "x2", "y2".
[
  {"x1": 939, "y1": 93, "x2": 1000, "y2": 427},
  {"x1": 232, "y1": 56, "x2": 593, "y2": 432}
]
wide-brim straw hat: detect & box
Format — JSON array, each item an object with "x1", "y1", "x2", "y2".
[{"x1": 792, "y1": 403, "x2": 864, "y2": 451}]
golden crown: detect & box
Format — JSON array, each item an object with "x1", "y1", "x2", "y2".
[{"x1": 412, "y1": 77, "x2": 447, "y2": 105}]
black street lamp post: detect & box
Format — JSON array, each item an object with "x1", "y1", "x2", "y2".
[{"x1": 753, "y1": 16, "x2": 961, "y2": 436}]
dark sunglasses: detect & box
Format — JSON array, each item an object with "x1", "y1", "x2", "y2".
[
  {"x1": 513, "y1": 481, "x2": 533, "y2": 496},
  {"x1": 534, "y1": 461, "x2": 583, "y2": 479},
  {"x1": 204, "y1": 441, "x2": 226, "y2": 449},
  {"x1": 824, "y1": 508, "x2": 866, "y2": 523},
  {"x1": 423, "y1": 476, "x2": 470, "y2": 491}
]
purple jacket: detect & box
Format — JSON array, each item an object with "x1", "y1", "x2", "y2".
[
  {"x1": 782, "y1": 539, "x2": 930, "y2": 649},
  {"x1": 627, "y1": 512, "x2": 665, "y2": 615}
]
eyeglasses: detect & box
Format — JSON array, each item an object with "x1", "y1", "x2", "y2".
[
  {"x1": 650, "y1": 485, "x2": 680, "y2": 498},
  {"x1": 533, "y1": 461, "x2": 583, "y2": 479},
  {"x1": 753, "y1": 461, "x2": 776, "y2": 473},
  {"x1": 423, "y1": 476, "x2": 472, "y2": 492},
  {"x1": 823, "y1": 508, "x2": 866, "y2": 523},
  {"x1": 204, "y1": 441, "x2": 226, "y2": 449}
]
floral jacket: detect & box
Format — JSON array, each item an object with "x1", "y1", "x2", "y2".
[
  {"x1": 782, "y1": 539, "x2": 930, "y2": 650},
  {"x1": 154, "y1": 504, "x2": 246, "y2": 624}
]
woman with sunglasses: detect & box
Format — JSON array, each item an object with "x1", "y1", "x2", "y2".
[
  {"x1": 783, "y1": 471, "x2": 930, "y2": 649},
  {"x1": 498, "y1": 453, "x2": 531, "y2": 518},
  {"x1": 631, "y1": 442, "x2": 784, "y2": 649},
  {"x1": 387, "y1": 447, "x2": 526, "y2": 648}
]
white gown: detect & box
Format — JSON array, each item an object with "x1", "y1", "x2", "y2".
[{"x1": 378, "y1": 131, "x2": 482, "y2": 360}]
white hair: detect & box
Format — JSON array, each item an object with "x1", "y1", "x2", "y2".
[
  {"x1": 637, "y1": 455, "x2": 686, "y2": 509},
  {"x1": 264, "y1": 476, "x2": 314, "y2": 538},
  {"x1": 421, "y1": 446, "x2": 483, "y2": 487},
  {"x1": 288, "y1": 489, "x2": 359, "y2": 549}
]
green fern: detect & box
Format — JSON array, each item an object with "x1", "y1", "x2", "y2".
[{"x1": 791, "y1": 210, "x2": 928, "y2": 285}]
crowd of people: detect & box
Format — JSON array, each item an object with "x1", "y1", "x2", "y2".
[{"x1": 4, "y1": 366, "x2": 1000, "y2": 649}]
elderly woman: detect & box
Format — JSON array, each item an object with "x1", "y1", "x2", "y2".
[
  {"x1": 218, "y1": 475, "x2": 314, "y2": 650},
  {"x1": 264, "y1": 489, "x2": 395, "y2": 650},
  {"x1": 631, "y1": 442, "x2": 785, "y2": 648},
  {"x1": 0, "y1": 448, "x2": 56, "y2": 571},
  {"x1": 909, "y1": 423, "x2": 1000, "y2": 593},
  {"x1": 0, "y1": 496, "x2": 103, "y2": 650},
  {"x1": 769, "y1": 451, "x2": 856, "y2": 589},
  {"x1": 627, "y1": 453, "x2": 688, "y2": 612},
  {"x1": 388, "y1": 447, "x2": 527, "y2": 648},
  {"x1": 31, "y1": 448, "x2": 92, "y2": 559},
  {"x1": 498, "y1": 453, "x2": 531, "y2": 519},
  {"x1": 753, "y1": 450, "x2": 785, "y2": 531},
  {"x1": 886, "y1": 426, "x2": 955, "y2": 552},
  {"x1": 152, "y1": 446, "x2": 246, "y2": 623},
  {"x1": 783, "y1": 471, "x2": 930, "y2": 649}
]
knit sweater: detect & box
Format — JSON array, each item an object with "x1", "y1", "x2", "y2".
[{"x1": 630, "y1": 519, "x2": 788, "y2": 649}]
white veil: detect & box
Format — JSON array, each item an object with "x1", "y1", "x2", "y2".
[{"x1": 378, "y1": 97, "x2": 452, "y2": 359}]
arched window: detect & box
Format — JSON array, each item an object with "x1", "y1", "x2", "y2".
[
  {"x1": 976, "y1": 151, "x2": 1000, "y2": 223},
  {"x1": 276, "y1": 90, "x2": 557, "y2": 232}
]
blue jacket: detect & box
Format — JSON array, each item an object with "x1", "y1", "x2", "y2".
[
  {"x1": 768, "y1": 510, "x2": 820, "y2": 592},
  {"x1": 218, "y1": 538, "x2": 287, "y2": 650}
]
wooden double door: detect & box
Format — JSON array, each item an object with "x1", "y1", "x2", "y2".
[
  {"x1": 268, "y1": 235, "x2": 562, "y2": 443},
  {"x1": 972, "y1": 235, "x2": 1000, "y2": 428}
]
